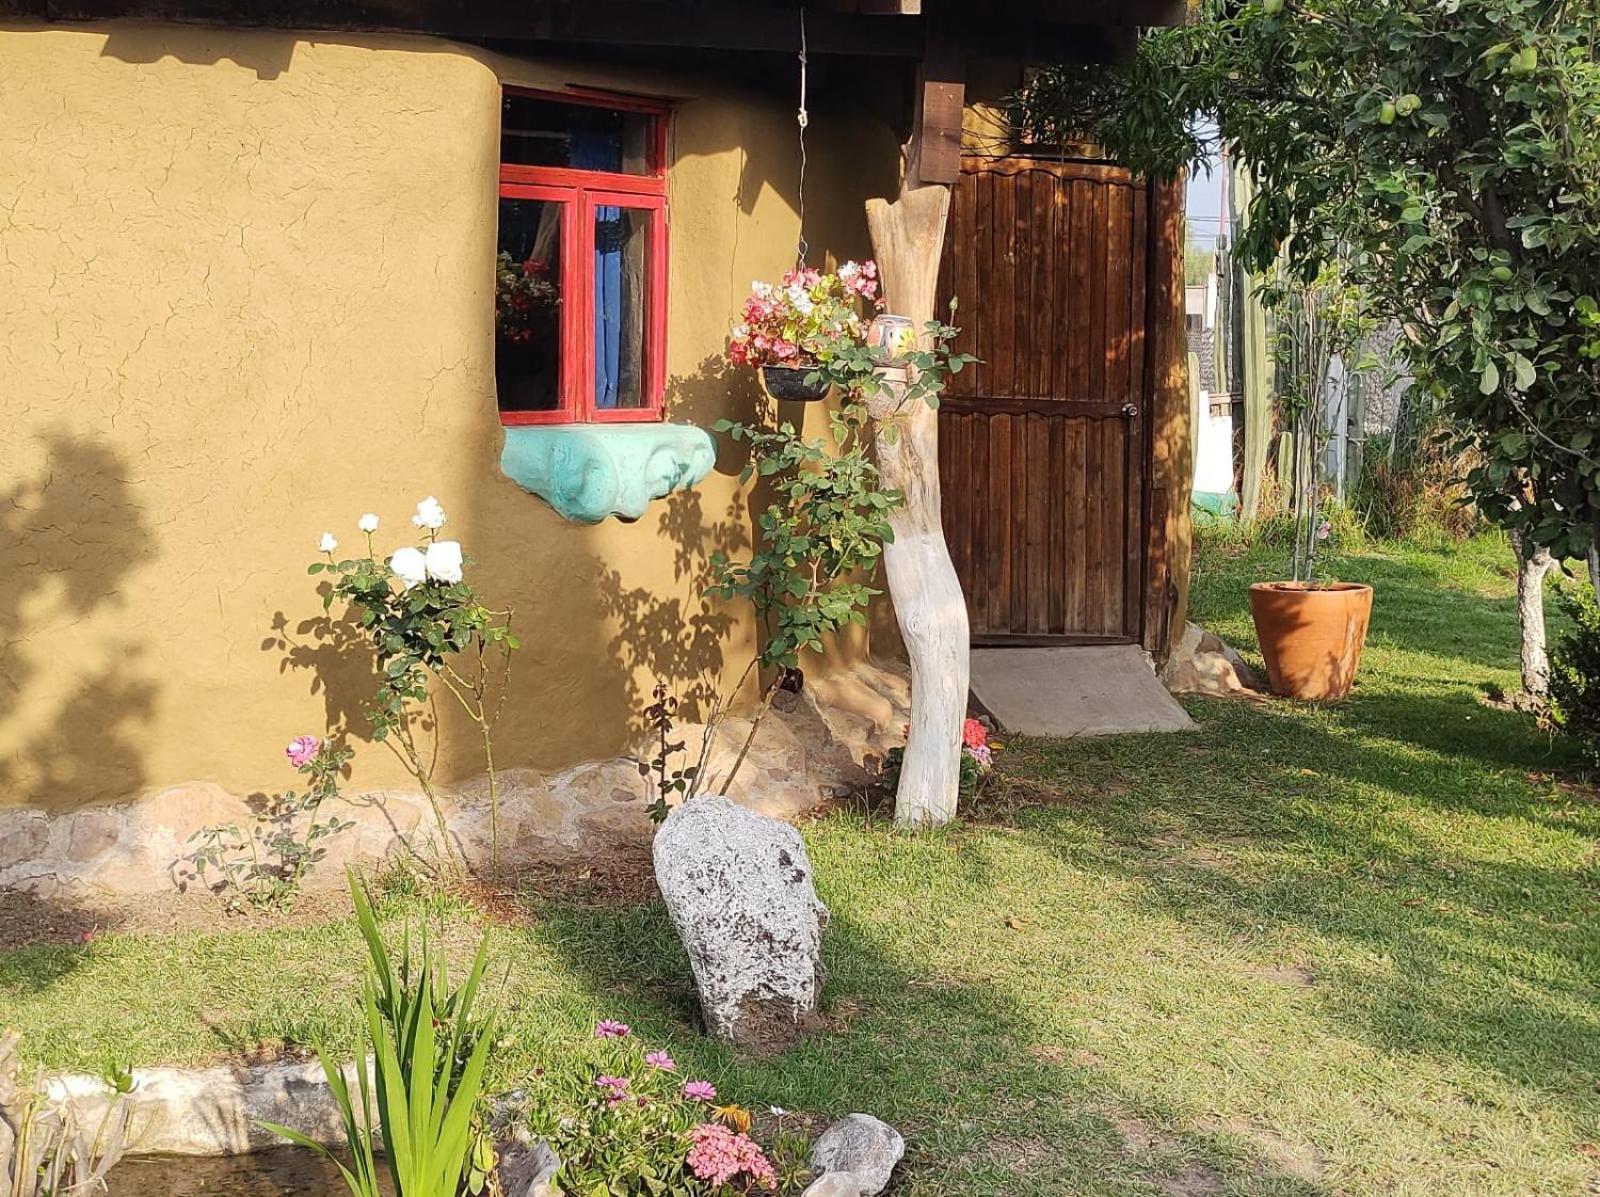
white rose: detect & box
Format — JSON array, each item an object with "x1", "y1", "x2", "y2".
[
  {"x1": 412, "y1": 496, "x2": 447, "y2": 530},
  {"x1": 358, "y1": 513, "x2": 379, "y2": 533},
  {"x1": 318, "y1": 532, "x2": 338, "y2": 553},
  {"x1": 424, "y1": 540, "x2": 464, "y2": 584},
  {"x1": 390, "y1": 546, "x2": 427, "y2": 589}
]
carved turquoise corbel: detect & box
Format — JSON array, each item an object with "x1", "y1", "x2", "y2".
[{"x1": 500, "y1": 424, "x2": 717, "y2": 524}]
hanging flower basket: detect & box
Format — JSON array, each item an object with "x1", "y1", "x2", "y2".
[
  {"x1": 727, "y1": 262, "x2": 883, "y2": 403},
  {"x1": 760, "y1": 365, "x2": 833, "y2": 403}
]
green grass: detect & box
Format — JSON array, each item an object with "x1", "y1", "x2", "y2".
[{"x1": 5, "y1": 532, "x2": 1600, "y2": 1195}]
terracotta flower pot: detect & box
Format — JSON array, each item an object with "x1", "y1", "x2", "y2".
[{"x1": 1249, "y1": 581, "x2": 1374, "y2": 701}]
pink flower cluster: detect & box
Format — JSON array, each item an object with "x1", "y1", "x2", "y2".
[
  {"x1": 727, "y1": 262, "x2": 882, "y2": 370},
  {"x1": 685, "y1": 1122, "x2": 777, "y2": 1189},
  {"x1": 595, "y1": 1074, "x2": 631, "y2": 1107},
  {"x1": 962, "y1": 718, "x2": 993, "y2": 769},
  {"x1": 284, "y1": 735, "x2": 321, "y2": 768},
  {"x1": 594, "y1": 1019, "x2": 631, "y2": 1039}
]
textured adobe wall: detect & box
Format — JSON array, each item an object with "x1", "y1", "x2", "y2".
[{"x1": 0, "y1": 22, "x2": 900, "y2": 814}]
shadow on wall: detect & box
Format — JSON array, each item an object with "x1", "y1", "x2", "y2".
[
  {"x1": 0, "y1": 435, "x2": 158, "y2": 812},
  {"x1": 261, "y1": 607, "x2": 386, "y2": 750},
  {"x1": 98, "y1": 24, "x2": 298, "y2": 79}
]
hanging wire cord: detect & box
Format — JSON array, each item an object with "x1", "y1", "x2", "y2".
[{"x1": 796, "y1": 2, "x2": 809, "y2": 267}]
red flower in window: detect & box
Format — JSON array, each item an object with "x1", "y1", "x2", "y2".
[{"x1": 495, "y1": 251, "x2": 561, "y2": 345}]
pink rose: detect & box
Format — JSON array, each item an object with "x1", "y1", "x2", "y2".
[{"x1": 285, "y1": 736, "x2": 321, "y2": 768}]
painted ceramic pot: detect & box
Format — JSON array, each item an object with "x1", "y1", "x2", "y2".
[
  {"x1": 760, "y1": 365, "x2": 832, "y2": 402},
  {"x1": 1249, "y1": 581, "x2": 1374, "y2": 701},
  {"x1": 866, "y1": 313, "x2": 917, "y2": 364}
]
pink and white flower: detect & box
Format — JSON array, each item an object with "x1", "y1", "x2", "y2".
[{"x1": 285, "y1": 735, "x2": 321, "y2": 768}]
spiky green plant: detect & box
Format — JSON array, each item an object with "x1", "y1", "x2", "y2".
[
  {"x1": 1, "y1": 1031, "x2": 129, "y2": 1197},
  {"x1": 260, "y1": 875, "x2": 495, "y2": 1197},
  {"x1": 1236, "y1": 165, "x2": 1274, "y2": 525}
]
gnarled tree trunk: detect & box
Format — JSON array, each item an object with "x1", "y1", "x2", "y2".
[{"x1": 865, "y1": 169, "x2": 968, "y2": 829}]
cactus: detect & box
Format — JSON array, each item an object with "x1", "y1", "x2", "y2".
[
  {"x1": 1188, "y1": 350, "x2": 1203, "y2": 474},
  {"x1": 0, "y1": 1031, "x2": 129, "y2": 1197},
  {"x1": 1234, "y1": 162, "x2": 1273, "y2": 524}
]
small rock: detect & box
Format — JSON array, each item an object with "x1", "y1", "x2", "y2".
[
  {"x1": 805, "y1": 1113, "x2": 905, "y2": 1196},
  {"x1": 496, "y1": 1135, "x2": 560, "y2": 1197},
  {"x1": 652, "y1": 796, "x2": 828, "y2": 1053},
  {"x1": 1162, "y1": 621, "x2": 1265, "y2": 699}
]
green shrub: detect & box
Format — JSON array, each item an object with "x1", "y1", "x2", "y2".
[
  {"x1": 1352, "y1": 430, "x2": 1484, "y2": 545},
  {"x1": 520, "y1": 1023, "x2": 811, "y2": 1195},
  {"x1": 1549, "y1": 586, "x2": 1600, "y2": 765}
]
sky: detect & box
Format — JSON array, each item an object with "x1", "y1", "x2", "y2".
[
  {"x1": 1185, "y1": 119, "x2": 1227, "y2": 248},
  {"x1": 1188, "y1": 163, "x2": 1226, "y2": 248}
]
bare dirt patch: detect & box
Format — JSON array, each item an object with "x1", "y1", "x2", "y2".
[
  {"x1": 1160, "y1": 1162, "x2": 1225, "y2": 1196},
  {"x1": 0, "y1": 887, "x2": 355, "y2": 949},
  {"x1": 1206, "y1": 1115, "x2": 1325, "y2": 1183},
  {"x1": 1249, "y1": 963, "x2": 1317, "y2": 989},
  {"x1": 510, "y1": 842, "x2": 660, "y2": 909}
]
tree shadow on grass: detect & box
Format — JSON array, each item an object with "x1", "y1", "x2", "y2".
[
  {"x1": 1004, "y1": 697, "x2": 1600, "y2": 1128},
  {"x1": 519, "y1": 899, "x2": 1335, "y2": 1196}
]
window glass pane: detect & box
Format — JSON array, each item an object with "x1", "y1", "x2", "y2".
[
  {"x1": 594, "y1": 206, "x2": 652, "y2": 410},
  {"x1": 501, "y1": 93, "x2": 654, "y2": 174},
  {"x1": 496, "y1": 196, "x2": 564, "y2": 414}
]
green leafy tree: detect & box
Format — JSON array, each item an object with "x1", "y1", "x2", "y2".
[{"x1": 1018, "y1": 0, "x2": 1600, "y2": 561}]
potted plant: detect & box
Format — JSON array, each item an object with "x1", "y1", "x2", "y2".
[
  {"x1": 727, "y1": 260, "x2": 882, "y2": 401},
  {"x1": 1248, "y1": 266, "x2": 1374, "y2": 701}
]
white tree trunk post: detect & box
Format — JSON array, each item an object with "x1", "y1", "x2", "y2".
[
  {"x1": 865, "y1": 168, "x2": 969, "y2": 829},
  {"x1": 1512, "y1": 528, "x2": 1555, "y2": 699}
]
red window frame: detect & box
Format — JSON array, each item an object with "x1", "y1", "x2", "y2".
[{"x1": 497, "y1": 87, "x2": 671, "y2": 427}]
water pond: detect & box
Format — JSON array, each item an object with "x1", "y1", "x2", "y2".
[{"x1": 105, "y1": 1148, "x2": 395, "y2": 1195}]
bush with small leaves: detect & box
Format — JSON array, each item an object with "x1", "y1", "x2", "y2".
[{"x1": 1548, "y1": 586, "x2": 1600, "y2": 765}]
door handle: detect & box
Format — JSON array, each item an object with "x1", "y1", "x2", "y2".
[{"x1": 1121, "y1": 402, "x2": 1140, "y2": 418}]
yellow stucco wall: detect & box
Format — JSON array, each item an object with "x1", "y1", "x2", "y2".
[{"x1": 0, "y1": 22, "x2": 901, "y2": 812}]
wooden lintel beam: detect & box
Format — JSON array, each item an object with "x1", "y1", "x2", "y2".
[
  {"x1": 2, "y1": 0, "x2": 934, "y2": 55},
  {"x1": 912, "y1": 17, "x2": 964, "y2": 186},
  {"x1": 1, "y1": 1, "x2": 1156, "y2": 60}
]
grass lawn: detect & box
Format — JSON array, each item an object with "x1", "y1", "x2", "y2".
[{"x1": 4, "y1": 532, "x2": 1600, "y2": 1196}]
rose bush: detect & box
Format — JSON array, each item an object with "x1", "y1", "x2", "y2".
[
  {"x1": 187, "y1": 735, "x2": 354, "y2": 912},
  {"x1": 309, "y1": 497, "x2": 519, "y2": 874}
]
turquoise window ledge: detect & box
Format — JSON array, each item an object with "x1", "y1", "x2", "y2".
[{"x1": 500, "y1": 423, "x2": 717, "y2": 524}]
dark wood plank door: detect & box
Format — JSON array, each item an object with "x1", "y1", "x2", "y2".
[{"x1": 936, "y1": 158, "x2": 1151, "y2": 644}]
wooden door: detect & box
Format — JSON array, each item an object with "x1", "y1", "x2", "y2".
[{"x1": 936, "y1": 158, "x2": 1151, "y2": 644}]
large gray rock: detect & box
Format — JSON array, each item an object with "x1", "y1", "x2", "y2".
[
  {"x1": 803, "y1": 1114, "x2": 905, "y2": 1197},
  {"x1": 652, "y1": 795, "x2": 828, "y2": 1052}
]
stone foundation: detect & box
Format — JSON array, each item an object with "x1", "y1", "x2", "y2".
[{"x1": 0, "y1": 662, "x2": 910, "y2": 897}]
